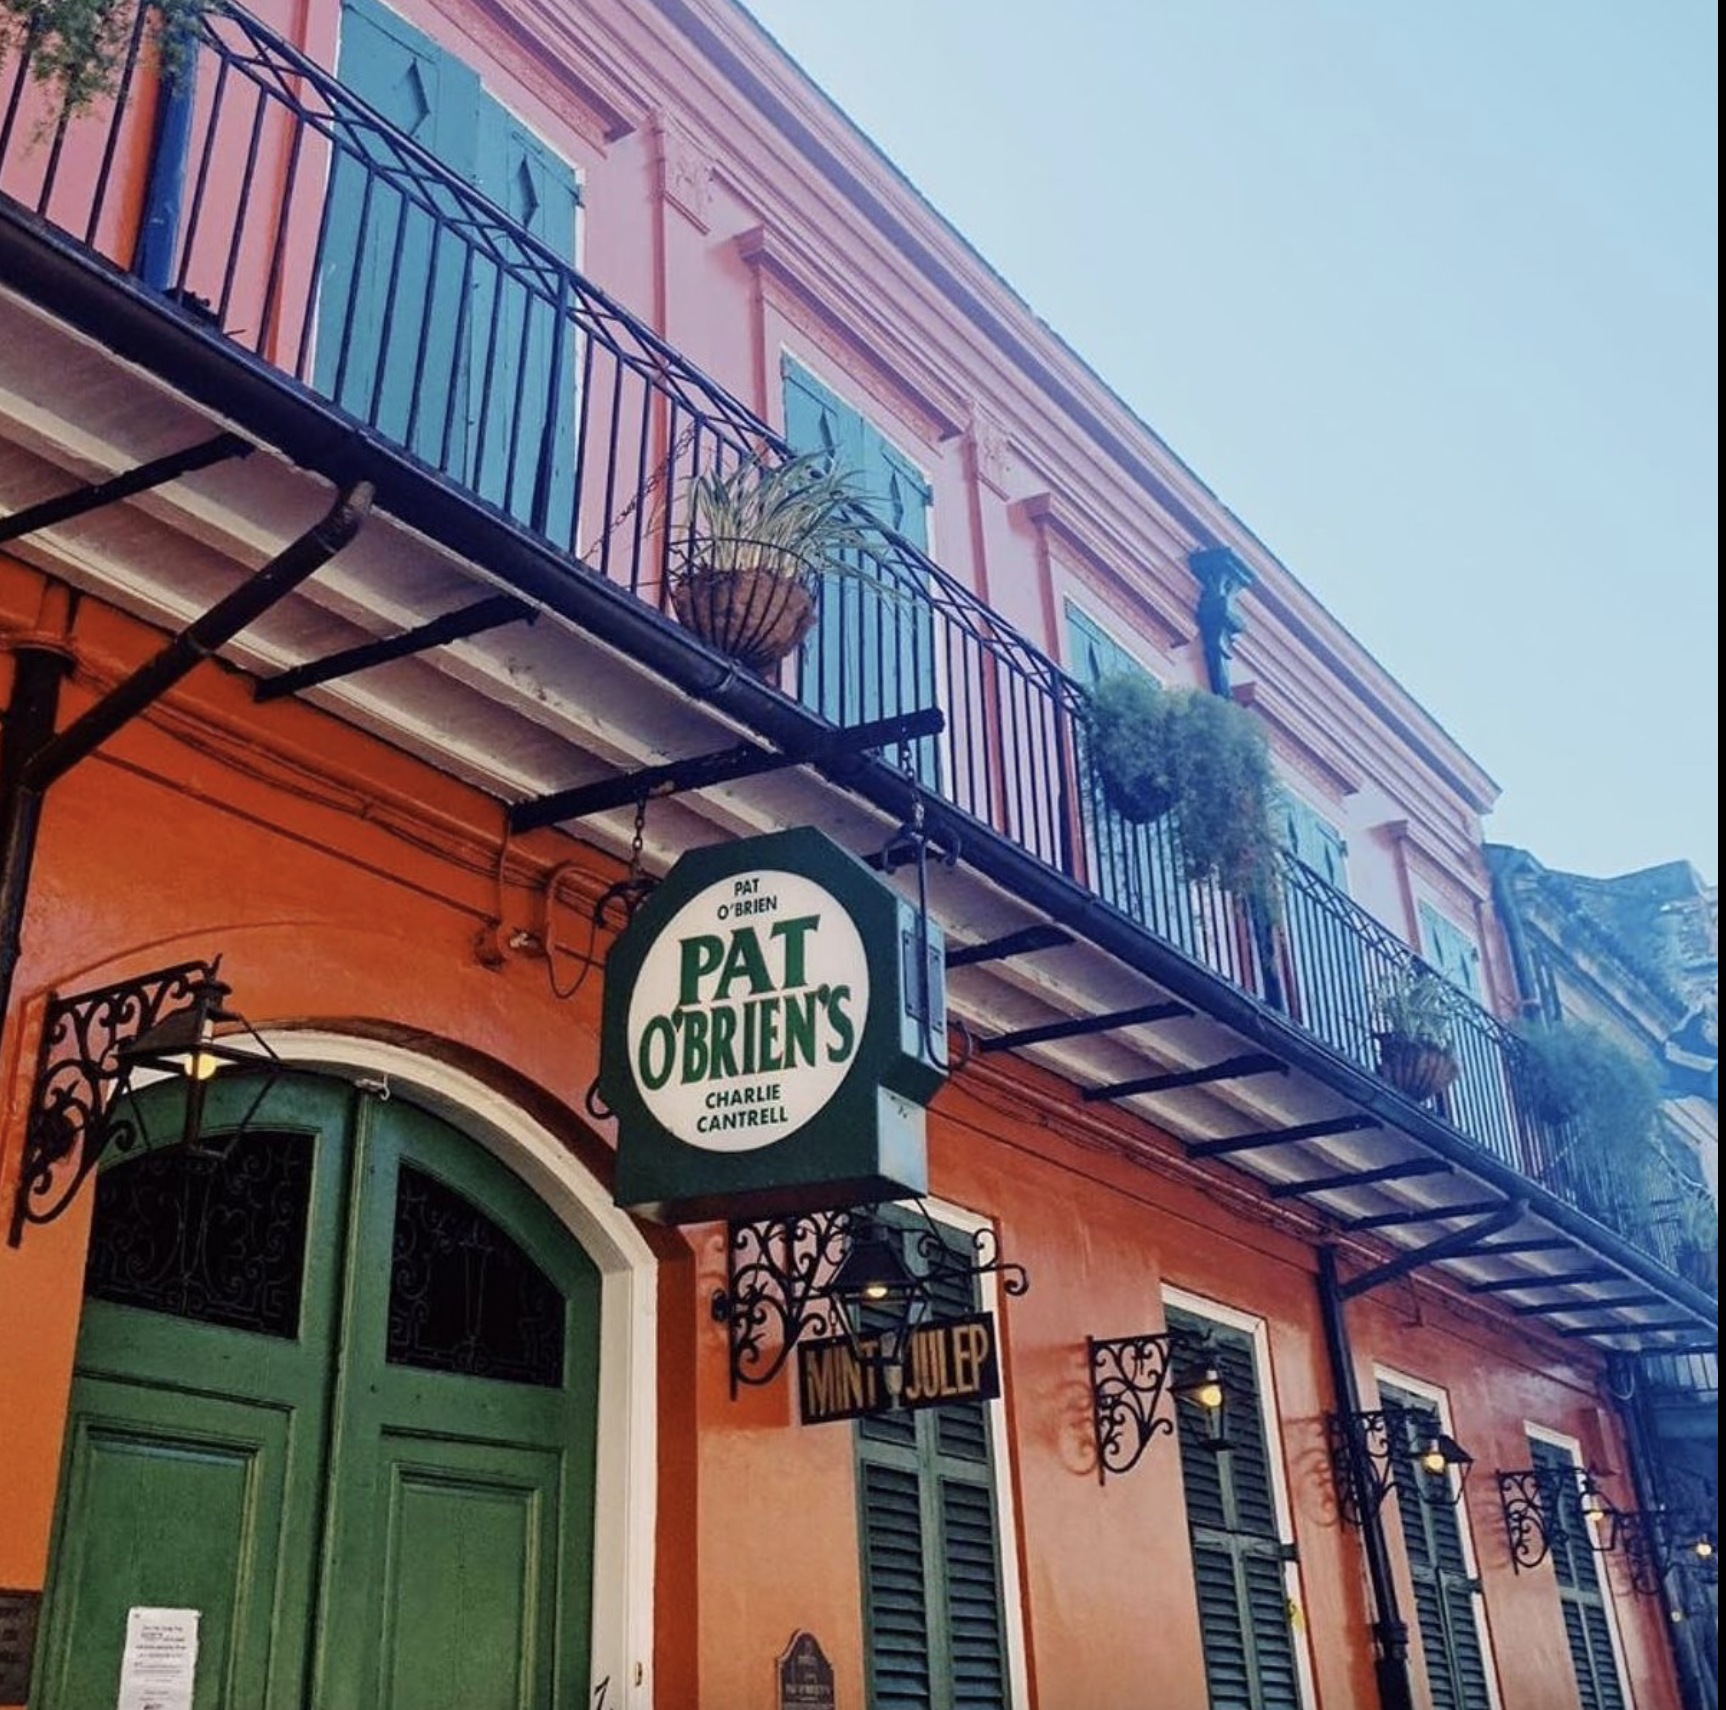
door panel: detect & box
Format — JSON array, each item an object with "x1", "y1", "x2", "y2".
[
  {"x1": 376, "y1": 1443, "x2": 561, "y2": 1710},
  {"x1": 38, "y1": 1073, "x2": 600, "y2": 1710},
  {"x1": 34, "y1": 1386, "x2": 293, "y2": 1710},
  {"x1": 311, "y1": 1094, "x2": 599, "y2": 1710}
]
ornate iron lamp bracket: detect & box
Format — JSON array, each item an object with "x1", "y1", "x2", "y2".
[
  {"x1": 1088, "y1": 1326, "x2": 1213, "y2": 1482},
  {"x1": 1328, "y1": 1402, "x2": 1467, "y2": 1526},
  {"x1": 1495, "y1": 1464, "x2": 1621, "y2": 1572},
  {"x1": 9, "y1": 960, "x2": 216, "y2": 1245},
  {"x1": 712, "y1": 1201, "x2": 1028, "y2": 1399}
]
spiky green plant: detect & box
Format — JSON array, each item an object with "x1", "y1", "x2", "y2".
[
  {"x1": 679, "y1": 451, "x2": 880, "y2": 587},
  {"x1": 1, "y1": 0, "x2": 206, "y2": 118},
  {"x1": 1372, "y1": 967, "x2": 1459, "y2": 1049}
]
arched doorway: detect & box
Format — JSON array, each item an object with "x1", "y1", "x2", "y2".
[{"x1": 32, "y1": 1071, "x2": 601, "y2": 1709}]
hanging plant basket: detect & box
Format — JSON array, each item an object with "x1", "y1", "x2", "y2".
[
  {"x1": 1084, "y1": 673, "x2": 1280, "y2": 907},
  {"x1": 666, "y1": 451, "x2": 875, "y2": 675},
  {"x1": 1374, "y1": 1033, "x2": 1461, "y2": 1102},
  {"x1": 670, "y1": 560, "x2": 817, "y2": 673}
]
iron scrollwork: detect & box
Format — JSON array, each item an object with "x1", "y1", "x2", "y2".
[
  {"x1": 713, "y1": 1202, "x2": 1029, "y2": 1398},
  {"x1": 1496, "y1": 1463, "x2": 1619, "y2": 1572},
  {"x1": 1328, "y1": 1402, "x2": 1468, "y2": 1527},
  {"x1": 715, "y1": 1209, "x2": 857, "y2": 1397},
  {"x1": 1088, "y1": 1325, "x2": 1212, "y2": 1482},
  {"x1": 9, "y1": 960, "x2": 215, "y2": 1245}
]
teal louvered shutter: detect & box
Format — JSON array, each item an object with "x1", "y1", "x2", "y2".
[
  {"x1": 1418, "y1": 902, "x2": 1484, "y2": 1001},
  {"x1": 857, "y1": 1218, "x2": 1009, "y2": 1710},
  {"x1": 322, "y1": 0, "x2": 578, "y2": 533},
  {"x1": 1529, "y1": 1438, "x2": 1626, "y2": 1710},
  {"x1": 1380, "y1": 1384, "x2": 1491, "y2": 1710},
  {"x1": 471, "y1": 103, "x2": 580, "y2": 535},
  {"x1": 1166, "y1": 1306, "x2": 1302, "y2": 1710},
  {"x1": 782, "y1": 359, "x2": 939, "y2": 784},
  {"x1": 320, "y1": 0, "x2": 481, "y2": 470},
  {"x1": 1063, "y1": 602, "x2": 1199, "y2": 957},
  {"x1": 1275, "y1": 794, "x2": 1371, "y2": 1056}
]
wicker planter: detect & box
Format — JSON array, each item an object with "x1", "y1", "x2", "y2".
[
  {"x1": 1374, "y1": 1033, "x2": 1460, "y2": 1102},
  {"x1": 671, "y1": 564, "x2": 817, "y2": 674}
]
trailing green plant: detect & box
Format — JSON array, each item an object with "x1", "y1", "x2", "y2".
[
  {"x1": 1, "y1": 0, "x2": 205, "y2": 120},
  {"x1": 1084, "y1": 672, "x2": 1281, "y2": 906},
  {"x1": 1516, "y1": 1019, "x2": 1664, "y2": 1227},
  {"x1": 1371, "y1": 966, "x2": 1457, "y2": 1050}
]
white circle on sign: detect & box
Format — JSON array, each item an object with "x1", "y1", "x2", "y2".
[{"x1": 627, "y1": 868, "x2": 871, "y2": 1152}]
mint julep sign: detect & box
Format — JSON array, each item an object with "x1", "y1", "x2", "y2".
[{"x1": 604, "y1": 827, "x2": 943, "y2": 1223}]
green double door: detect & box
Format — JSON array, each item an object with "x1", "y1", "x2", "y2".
[{"x1": 33, "y1": 1074, "x2": 600, "y2": 1710}]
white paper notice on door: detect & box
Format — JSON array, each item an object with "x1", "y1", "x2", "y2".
[{"x1": 116, "y1": 1607, "x2": 200, "y2": 1710}]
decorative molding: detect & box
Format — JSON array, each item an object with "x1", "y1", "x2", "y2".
[
  {"x1": 737, "y1": 224, "x2": 967, "y2": 445},
  {"x1": 968, "y1": 405, "x2": 1013, "y2": 498},
  {"x1": 1229, "y1": 679, "x2": 1361, "y2": 799},
  {"x1": 1383, "y1": 818, "x2": 1491, "y2": 908},
  {"x1": 653, "y1": 111, "x2": 714, "y2": 232},
  {"x1": 1012, "y1": 490, "x2": 1193, "y2": 649},
  {"x1": 469, "y1": 0, "x2": 640, "y2": 145}
]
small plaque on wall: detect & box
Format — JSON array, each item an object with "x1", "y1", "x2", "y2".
[
  {"x1": 777, "y1": 1630, "x2": 836, "y2": 1710},
  {"x1": 0, "y1": 1588, "x2": 42, "y2": 1703}
]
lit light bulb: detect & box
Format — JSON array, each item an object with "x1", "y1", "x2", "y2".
[
  {"x1": 1694, "y1": 1538, "x2": 1714, "y2": 1560},
  {"x1": 190, "y1": 1050, "x2": 222, "y2": 1081},
  {"x1": 1192, "y1": 1373, "x2": 1224, "y2": 1411},
  {"x1": 861, "y1": 1280, "x2": 891, "y2": 1302},
  {"x1": 1420, "y1": 1440, "x2": 1449, "y2": 1476}
]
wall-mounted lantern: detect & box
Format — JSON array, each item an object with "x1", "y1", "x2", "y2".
[
  {"x1": 1328, "y1": 1402, "x2": 1473, "y2": 1526},
  {"x1": 10, "y1": 957, "x2": 278, "y2": 1245},
  {"x1": 1088, "y1": 1328, "x2": 1228, "y2": 1482},
  {"x1": 1495, "y1": 1463, "x2": 1629, "y2": 1571},
  {"x1": 713, "y1": 1202, "x2": 1027, "y2": 1399}
]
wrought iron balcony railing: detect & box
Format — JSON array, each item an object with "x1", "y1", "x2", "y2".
[{"x1": 1, "y1": 4, "x2": 1705, "y2": 1289}]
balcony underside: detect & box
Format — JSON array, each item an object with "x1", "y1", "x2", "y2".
[{"x1": 0, "y1": 196, "x2": 1715, "y2": 1354}]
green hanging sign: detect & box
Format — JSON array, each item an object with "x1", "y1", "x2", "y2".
[{"x1": 603, "y1": 828, "x2": 944, "y2": 1223}]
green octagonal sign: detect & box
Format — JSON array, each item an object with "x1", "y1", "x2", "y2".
[{"x1": 603, "y1": 828, "x2": 944, "y2": 1223}]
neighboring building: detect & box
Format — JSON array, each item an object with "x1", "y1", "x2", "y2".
[
  {"x1": 0, "y1": 5, "x2": 1714, "y2": 1710},
  {"x1": 1490, "y1": 847, "x2": 1720, "y2": 1709}
]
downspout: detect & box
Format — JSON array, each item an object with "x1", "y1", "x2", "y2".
[
  {"x1": 133, "y1": 21, "x2": 201, "y2": 291},
  {"x1": 0, "y1": 638, "x2": 73, "y2": 1038},
  {"x1": 1318, "y1": 1246, "x2": 1416, "y2": 1710},
  {"x1": 1487, "y1": 847, "x2": 1551, "y2": 1024}
]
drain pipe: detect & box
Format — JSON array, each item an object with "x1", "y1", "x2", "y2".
[{"x1": 1318, "y1": 1246, "x2": 1415, "y2": 1710}]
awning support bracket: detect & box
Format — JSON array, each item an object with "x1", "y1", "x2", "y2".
[{"x1": 1338, "y1": 1199, "x2": 1527, "y2": 1300}]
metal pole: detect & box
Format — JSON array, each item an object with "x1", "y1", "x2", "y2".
[{"x1": 1318, "y1": 1246, "x2": 1416, "y2": 1710}]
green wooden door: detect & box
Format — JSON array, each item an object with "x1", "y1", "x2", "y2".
[{"x1": 33, "y1": 1073, "x2": 600, "y2": 1710}]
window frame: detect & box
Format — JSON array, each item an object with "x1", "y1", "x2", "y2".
[
  {"x1": 1373, "y1": 1367, "x2": 1504, "y2": 1710},
  {"x1": 1525, "y1": 1423, "x2": 1636, "y2": 1710},
  {"x1": 850, "y1": 1197, "x2": 1029, "y2": 1710},
  {"x1": 1162, "y1": 1285, "x2": 1318, "y2": 1710}
]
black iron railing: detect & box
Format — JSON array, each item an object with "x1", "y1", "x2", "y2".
[{"x1": 0, "y1": 5, "x2": 1704, "y2": 1288}]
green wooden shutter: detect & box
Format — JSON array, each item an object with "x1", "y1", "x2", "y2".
[
  {"x1": 857, "y1": 1218, "x2": 1009, "y2": 1710},
  {"x1": 1166, "y1": 1306, "x2": 1302, "y2": 1710},
  {"x1": 1529, "y1": 1438, "x2": 1627, "y2": 1710},
  {"x1": 1277, "y1": 795, "x2": 1347, "y2": 894},
  {"x1": 1418, "y1": 903, "x2": 1484, "y2": 1001},
  {"x1": 781, "y1": 359, "x2": 939, "y2": 783},
  {"x1": 1380, "y1": 1383, "x2": 1491, "y2": 1710}
]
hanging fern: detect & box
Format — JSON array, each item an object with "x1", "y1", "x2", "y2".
[{"x1": 0, "y1": 0, "x2": 207, "y2": 118}]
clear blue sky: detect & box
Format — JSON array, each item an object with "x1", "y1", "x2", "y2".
[{"x1": 739, "y1": 0, "x2": 1719, "y2": 883}]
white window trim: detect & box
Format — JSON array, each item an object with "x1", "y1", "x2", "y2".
[
  {"x1": 269, "y1": 1032, "x2": 658, "y2": 1710},
  {"x1": 1373, "y1": 1368, "x2": 1505, "y2": 1710},
  {"x1": 1524, "y1": 1421, "x2": 1638, "y2": 1710},
  {"x1": 1162, "y1": 1285, "x2": 1319, "y2": 1710},
  {"x1": 890, "y1": 1193, "x2": 1032, "y2": 1710}
]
